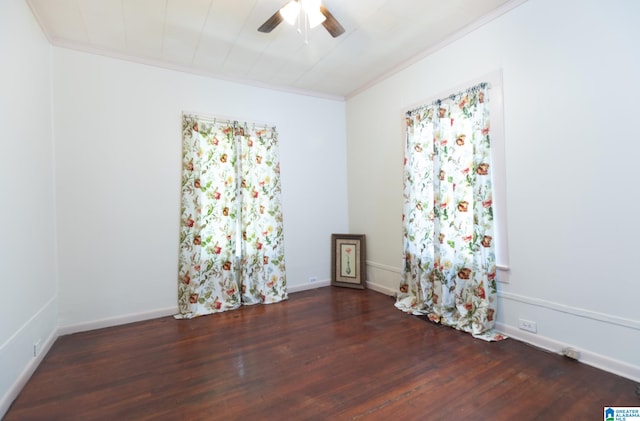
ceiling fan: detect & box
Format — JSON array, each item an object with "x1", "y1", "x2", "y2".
[{"x1": 258, "y1": 0, "x2": 345, "y2": 38}]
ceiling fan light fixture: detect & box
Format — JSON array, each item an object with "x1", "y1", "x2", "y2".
[
  {"x1": 300, "y1": 0, "x2": 320, "y2": 13},
  {"x1": 299, "y1": 0, "x2": 326, "y2": 28},
  {"x1": 260, "y1": 0, "x2": 344, "y2": 39},
  {"x1": 306, "y1": 8, "x2": 326, "y2": 28},
  {"x1": 279, "y1": 0, "x2": 300, "y2": 25}
]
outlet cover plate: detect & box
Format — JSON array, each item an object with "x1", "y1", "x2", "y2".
[{"x1": 518, "y1": 319, "x2": 537, "y2": 333}]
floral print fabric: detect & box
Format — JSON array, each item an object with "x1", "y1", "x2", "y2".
[
  {"x1": 396, "y1": 84, "x2": 503, "y2": 341},
  {"x1": 177, "y1": 114, "x2": 287, "y2": 318}
]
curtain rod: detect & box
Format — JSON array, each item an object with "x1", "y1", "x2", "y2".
[
  {"x1": 405, "y1": 82, "x2": 490, "y2": 116},
  {"x1": 181, "y1": 111, "x2": 277, "y2": 129}
]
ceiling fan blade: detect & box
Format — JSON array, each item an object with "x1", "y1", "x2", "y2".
[
  {"x1": 320, "y1": 5, "x2": 345, "y2": 38},
  {"x1": 258, "y1": 10, "x2": 283, "y2": 33}
]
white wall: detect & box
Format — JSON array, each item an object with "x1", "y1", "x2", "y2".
[
  {"x1": 0, "y1": 0, "x2": 58, "y2": 415},
  {"x1": 346, "y1": 0, "x2": 640, "y2": 380},
  {"x1": 4, "y1": 0, "x2": 636, "y2": 414},
  {"x1": 52, "y1": 48, "x2": 348, "y2": 330}
]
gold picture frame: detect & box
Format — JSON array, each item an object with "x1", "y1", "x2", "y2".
[{"x1": 331, "y1": 234, "x2": 366, "y2": 289}]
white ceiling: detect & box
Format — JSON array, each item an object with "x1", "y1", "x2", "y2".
[{"x1": 26, "y1": 0, "x2": 522, "y2": 99}]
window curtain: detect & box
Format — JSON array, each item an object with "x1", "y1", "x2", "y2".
[
  {"x1": 395, "y1": 83, "x2": 503, "y2": 341},
  {"x1": 176, "y1": 114, "x2": 287, "y2": 319}
]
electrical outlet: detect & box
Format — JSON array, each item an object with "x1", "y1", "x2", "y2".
[
  {"x1": 33, "y1": 339, "x2": 42, "y2": 357},
  {"x1": 309, "y1": 276, "x2": 318, "y2": 282},
  {"x1": 518, "y1": 319, "x2": 537, "y2": 333}
]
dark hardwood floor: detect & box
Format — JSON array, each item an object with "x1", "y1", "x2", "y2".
[{"x1": 5, "y1": 287, "x2": 638, "y2": 420}]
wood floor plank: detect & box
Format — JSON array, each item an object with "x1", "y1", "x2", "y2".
[{"x1": 4, "y1": 287, "x2": 638, "y2": 420}]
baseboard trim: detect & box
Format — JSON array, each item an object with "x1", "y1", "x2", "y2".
[
  {"x1": 58, "y1": 306, "x2": 179, "y2": 336},
  {"x1": 367, "y1": 281, "x2": 396, "y2": 297},
  {"x1": 288, "y1": 279, "x2": 397, "y2": 297},
  {"x1": 287, "y1": 280, "x2": 331, "y2": 293},
  {"x1": 495, "y1": 322, "x2": 640, "y2": 383},
  {"x1": 366, "y1": 260, "x2": 402, "y2": 274},
  {"x1": 0, "y1": 328, "x2": 57, "y2": 419}
]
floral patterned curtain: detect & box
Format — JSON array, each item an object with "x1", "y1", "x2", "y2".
[
  {"x1": 396, "y1": 83, "x2": 503, "y2": 341},
  {"x1": 176, "y1": 114, "x2": 287, "y2": 319}
]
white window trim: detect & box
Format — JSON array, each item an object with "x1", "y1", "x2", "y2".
[{"x1": 484, "y1": 70, "x2": 510, "y2": 283}]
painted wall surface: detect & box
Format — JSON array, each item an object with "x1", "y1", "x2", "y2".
[
  {"x1": 52, "y1": 48, "x2": 348, "y2": 329},
  {"x1": 346, "y1": 0, "x2": 640, "y2": 378},
  {"x1": 0, "y1": 0, "x2": 58, "y2": 414}
]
